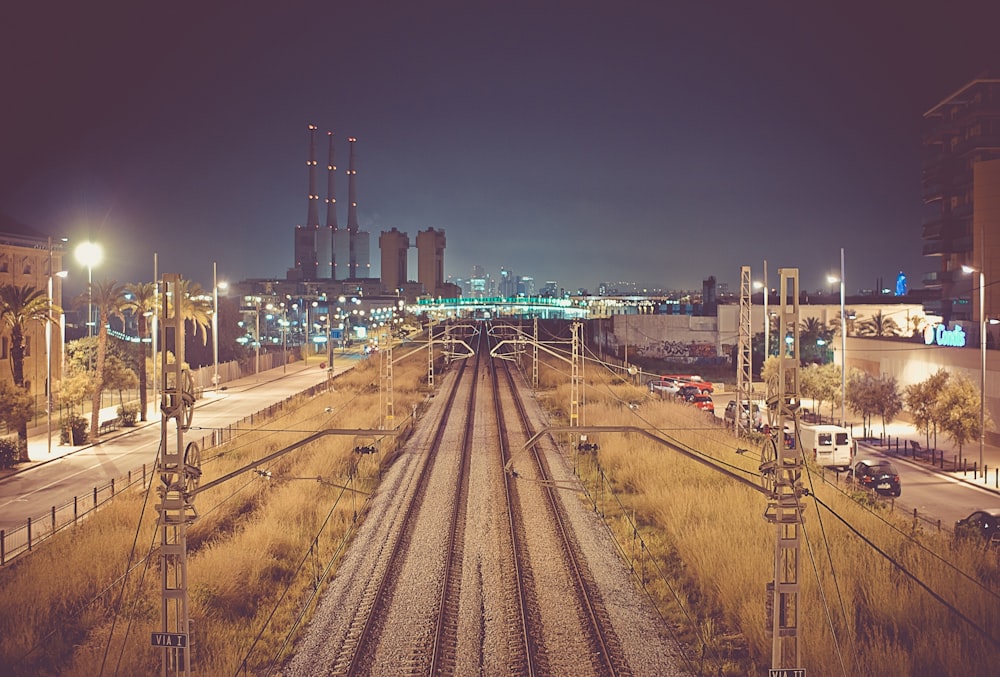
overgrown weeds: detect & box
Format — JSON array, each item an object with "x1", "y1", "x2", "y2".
[
  {"x1": 0, "y1": 357, "x2": 427, "y2": 676},
  {"x1": 537, "y1": 355, "x2": 1000, "y2": 676}
]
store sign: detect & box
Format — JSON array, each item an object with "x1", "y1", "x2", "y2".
[{"x1": 923, "y1": 323, "x2": 966, "y2": 348}]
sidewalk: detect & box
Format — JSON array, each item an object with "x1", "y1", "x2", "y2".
[{"x1": 2, "y1": 356, "x2": 350, "y2": 480}]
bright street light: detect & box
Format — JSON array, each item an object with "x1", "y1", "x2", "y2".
[
  {"x1": 963, "y1": 264, "x2": 986, "y2": 474},
  {"x1": 74, "y1": 241, "x2": 103, "y2": 337},
  {"x1": 828, "y1": 248, "x2": 846, "y2": 426},
  {"x1": 212, "y1": 262, "x2": 228, "y2": 390}
]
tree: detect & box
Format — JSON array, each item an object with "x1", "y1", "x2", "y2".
[
  {"x1": 123, "y1": 282, "x2": 156, "y2": 421},
  {"x1": 173, "y1": 279, "x2": 212, "y2": 347},
  {"x1": 86, "y1": 279, "x2": 127, "y2": 441},
  {"x1": 0, "y1": 283, "x2": 60, "y2": 459},
  {"x1": 934, "y1": 374, "x2": 990, "y2": 464},
  {"x1": 846, "y1": 370, "x2": 879, "y2": 437},
  {"x1": 872, "y1": 373, "x2": 903, "y2": 437},
  {"x1": 800, "y1": 362, "x2": 841, "y2": 422},
  {"x1": 0, "y1": 381, "x2": 35, "y2": 457},
  {"x1": 799, "y1": 316, "x2": 833, "y2": 365},
  {"x1": 857, "y1": 311, "x2": 902, "y2": 337},
  {"x1": 904, "y1": 369, "x2": 949, "y2": 449}
]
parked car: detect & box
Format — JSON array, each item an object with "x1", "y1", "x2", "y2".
[
  {"x1": 955, "y1": 509, "x2": 1000, "y2": 546},
  {"x1": 661, "y1": 374, "x2": 714, "y2": 394},
  {"x1": 677, "y1": 385, "x2": 701, "y2": 401},
  {"x1": 848, "y1": 459, "x2": 901, "y2": 497},
  {"x1": 724, "y1": 400, "x2": 762, "y2": 430},
  {"x1": 648, "y1": 378, "x2": 682, "y2": 396},
  {"x1": 689, "y1": 394, "x2": 714, "y2": 413}
]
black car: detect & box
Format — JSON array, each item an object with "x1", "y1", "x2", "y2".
[
  {"x1": 849, "y1": 459, "x2": 901, "y2": 497},
  {"x1": 676, "y1": 385, "x2": 701, "y2": 401},
  {"x1": 955, "y1": 509, "x2": 1000, "y2": 546}
]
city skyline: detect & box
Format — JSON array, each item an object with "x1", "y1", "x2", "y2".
[{"x1": 2, "y1": 2, "x2": 998, "y2": 298}]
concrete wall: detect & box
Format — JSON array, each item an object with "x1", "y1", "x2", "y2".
[{"x1": 843, "y1": 336, "x2": 999, "y2": 442}]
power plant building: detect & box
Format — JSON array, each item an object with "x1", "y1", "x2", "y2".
[
  {"x1": 417, "y1": 228, "x2": 446, "y2": 296},
  {"x1": 379, "y1": 227, "x2": 410, "y2": 293}
]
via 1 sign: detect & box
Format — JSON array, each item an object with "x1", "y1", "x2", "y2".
[
  {"x1": 151, "y1": 632, "x2": 188, "y2": 647},
  {"x1": 923, "y1": 323, "x2": 967, "y2": 348}
]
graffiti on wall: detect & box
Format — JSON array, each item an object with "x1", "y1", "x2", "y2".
[{"x1": 634, "y1": 340, "x2": 719, "y2": 361}]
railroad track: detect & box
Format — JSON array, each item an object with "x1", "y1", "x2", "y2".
[
  {"x1": 493, "y1": 336, "x2": 632, "y2": 677},
  {"x1": 285, "y1": 320, "x2": 662, "y2": 676}
]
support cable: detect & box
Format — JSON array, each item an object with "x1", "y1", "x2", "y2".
[{"x1": 812, "y1": 495, "x2": 1000, "y2": 651}]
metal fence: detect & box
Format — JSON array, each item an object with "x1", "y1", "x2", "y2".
[{"x1": 0, "y1": 375, "x2": 334, "y2": 566}]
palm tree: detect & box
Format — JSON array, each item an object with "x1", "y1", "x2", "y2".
[
  {"x1": 0, "y1": 284, "x2": 60, "y2": 459},
  {"x1": 857, "y1": 310, "x2": 902, "y2": 337},
  {"x1": 123, "y1": 282, "x2": 156, "y2": 422},
  {"x1": 171, "y1": 279, "x2": 212, "y2": 348},
  {"x1": 88, "y1": 279, "x2": 127, "y2": 440}
]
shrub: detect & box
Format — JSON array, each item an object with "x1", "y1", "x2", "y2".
[
  {"x1": 0, "y1": 436, "x2": 17, "y2": 469},
  {"x1": 118, "y1": 403, "x2": 140, "y2": 427},
  {"x1": 60, "y1": 414, "x2": 89, "y2": 445}
]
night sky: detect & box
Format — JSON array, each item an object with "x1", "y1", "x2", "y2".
[{"x1": 3, "y1": 1, "x2": 998, "y2": 297}]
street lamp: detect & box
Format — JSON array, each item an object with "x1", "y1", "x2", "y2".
[
  {"x1": 963, "y1": 264, "x2": 986, "y2": 475},
  {"x1": 47, "y1": 237, "x2": 68, "y2": 454},
  {"x1": 212, "y1": 262, "x2": 228, "y2": 391},
  {"x1": 74, "y1": 241, "x2": 103, "y2": 337},
  {"x1": 828, "y1": 248, "x2": 846, "y2": 426}
]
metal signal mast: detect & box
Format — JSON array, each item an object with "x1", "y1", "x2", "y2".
[
  {"x1": 761, "y1": 267, "x2": 806, "y2": 672},
  {"x1": 155, "y1": 274, "x2": 201, "y2": 676}
]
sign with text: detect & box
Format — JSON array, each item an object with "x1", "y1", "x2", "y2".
[
  {"x1": 151, "y1": 632, "x2": 188, "y2": 648},
  {"x1": 923, "y1": 323, "x2": 967, "y2": 348},
  {"x1": 769, "y1": 670, "x2": 805, "y2": 677}
]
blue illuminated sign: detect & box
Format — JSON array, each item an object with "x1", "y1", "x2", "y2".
[{"x1": 923, "y1": 324, "x2": 966, "y2": 348}]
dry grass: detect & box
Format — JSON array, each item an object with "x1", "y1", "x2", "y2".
[
  {"x1": 4, "y1": 347, "x2": 998, "y2": 676},
  {"x1": 0, "y1": 355, "x2": 429, "y2": 676},
  {"x1": 536, "y1": 355, "x2": 1000, "y2": 676}
]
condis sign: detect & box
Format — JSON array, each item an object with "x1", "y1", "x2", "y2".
[{"x1": 923, "y1": 323, "x2": 967, "y2": 348}]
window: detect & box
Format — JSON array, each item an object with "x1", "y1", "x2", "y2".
[
  {"x1": 24, "y1": 337, "x2": 30, "y2": 357},
  {"x1": 0, "y1": 254, "x2": 8, "y2": 273},
  {"x1": 0, "y1": 337, "x2": 6, "y2": 359},
  {"x1": 818, "y1": 433, "x2": 832, "y2": 446}
]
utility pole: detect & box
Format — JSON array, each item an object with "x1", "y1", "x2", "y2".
[
  {"x1": 762, "y1": 268, "x2": 805, "y2": 672},
  {"x1": 737, "y1": 265, "x2": 753, "y2": 436},
  {"x1": 532, "y1": 316, "x2": 539, "y2": 389},
  {"x1": 155, "y1": 274, "x2": 200, "y2": 677}
]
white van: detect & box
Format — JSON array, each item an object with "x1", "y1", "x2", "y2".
[{"x1": 799, "y1": 424, "x2": 853, "y2": 470}]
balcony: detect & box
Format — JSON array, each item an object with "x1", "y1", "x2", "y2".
[
  {"x1": 921, "y1": 220, "x2": 944, "y2": 240},
  {"x1": 923, "y1": 240, "x2": 946, "y2": 256}
]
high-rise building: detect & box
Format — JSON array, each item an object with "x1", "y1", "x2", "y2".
[
  {"x1": 499, "y1": 267, "x2": 515, "y2": 298},
  {"x1": 379, "y1": 227, "x2": 409, "y2": 292},
  {"x1": 416, "y1": 228, "x2": 446, "y2": 296},
  {"x1": 922, "y1": 74, "x2": 1000, "y2": 323},
  {"x1": 469, "y1": 265, "x2": 487, "y2": 298}
]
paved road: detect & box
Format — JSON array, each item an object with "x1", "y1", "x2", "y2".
[{"x1": 0, "y1": 357, "x2": 360, "y2": 531}]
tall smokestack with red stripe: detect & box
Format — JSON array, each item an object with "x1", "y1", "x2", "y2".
[
  {"x1": 347, "y1": 136, "x2": 359, "y2": 278},
  {"x1": 293, "y1": 124, "x2": 320, "y2": 280},
  {"x1": 323, "y1": 131, "x2": 338, "y2": 278}
]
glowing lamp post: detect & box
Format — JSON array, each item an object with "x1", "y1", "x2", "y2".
[
  {"x1": 962, "y1": 264, "x2": 986, "y2": 475},
  {"x1": 74, "y1": 241, "x2": 103, "y2": 337},
  {"x1": 828, "y1": 248, "x2": 846, "y2": 426},
  {"x1": 212, "y1": 263, "x2": 228, "y2": 390},
  {"x1": 47, "y1": 236, "x2": 68, "y2": 454}
]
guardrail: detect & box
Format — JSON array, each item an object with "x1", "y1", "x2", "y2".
[{"x1": 0, "y1": 377, "x2": 335, "y2": 566}]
